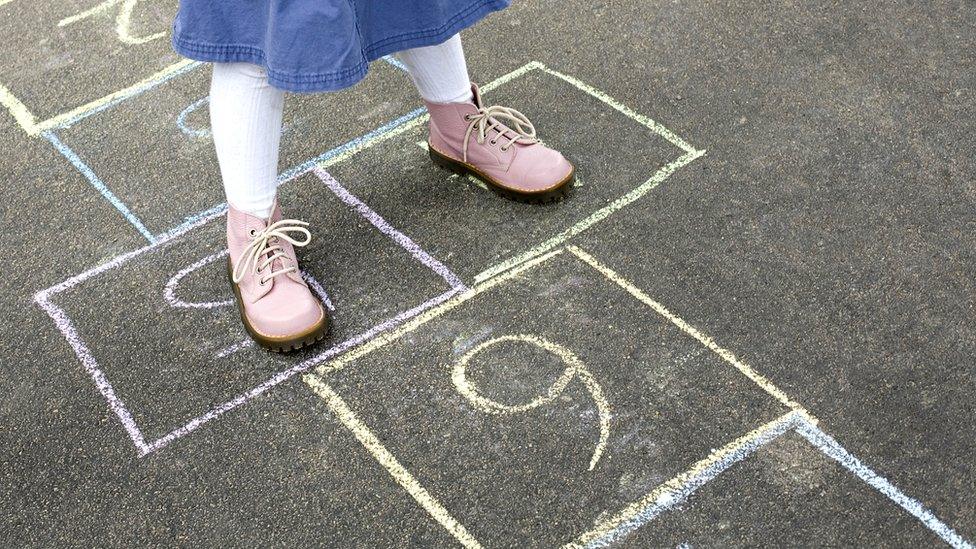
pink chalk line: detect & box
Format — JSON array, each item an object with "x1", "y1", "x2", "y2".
[
  {"x1": 313, "y1": 167, "x2": 465, "y2": 290},
  {"x1": 33, "y1": 168, "x2": 466, "y2": 457}
]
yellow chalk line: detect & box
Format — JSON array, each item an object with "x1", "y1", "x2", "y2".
[
  {"x1": 35, "y1": 59, "x2": 196, "y2": 135},
  {"x1": 304, "y1": 375, "x2": 484, "y2": 549},
  {"x1": 2, "y1": 59, "x2": 197, "y2": 136},
  {"x1": 452, "y1": 334, "x2": 612, "y2": 471},
  {"x1": 59, "y1": 0, "x2": 165, "y2": 45},
  {"x1": 566, "y1": 245, "x2": 813, "y2": 418},
  {"x1": 59, "y1": 0, "x2": 121, "y2": 26},
  {"x1": 316, "y1": 247, "x2": 566, "y2": 377},
  {"x1": 474, "y1": 148, "x2": 705, "y2": 284},
  {"x1": 535, "y1": 63, "x2": 700, "y2": 155},
  {"x1": 565, "y1": 411, "x2": 800, "y2": 548},
  {"x1": 0, "y1": 81, "x2": 39, "y2": 133}
]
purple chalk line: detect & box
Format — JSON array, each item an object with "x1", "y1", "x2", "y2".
[{"x1": 33, "y1": 168, "x2": 465, "y2": 456}]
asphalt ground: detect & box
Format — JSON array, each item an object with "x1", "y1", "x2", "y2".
[{"x1": 1, "y1": 0, "x2": 974, "y2": 546}]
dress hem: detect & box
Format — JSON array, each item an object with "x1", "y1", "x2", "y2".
[{"x1": 172, "y1": 0, "x2": 509, "y2": 93}]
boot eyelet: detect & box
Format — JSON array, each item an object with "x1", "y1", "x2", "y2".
[
  {"x1": 259, "y1": 278, "x2": 267, "y2": 286},
  {"x1": 490, "y1": 139, "x2": 497, "y2": 145},
  {"x1": 248, "y1": 229, "x2": 256, "y2": 237}
]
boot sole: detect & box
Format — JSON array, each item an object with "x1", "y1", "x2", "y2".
[
  {"x1": 227, "y1": 258, "x2": 330, "y2": 353},
  {"x1": 428, "y1": 144, "x2": 574, "y2": 204}
]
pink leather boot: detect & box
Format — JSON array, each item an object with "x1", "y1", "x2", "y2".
[
  {"x1": 424, "y1": 83, "x2": 575, "y2": 203},
  {"x1": 226, "y1": 203, "x2": 329, "y2": 351}
]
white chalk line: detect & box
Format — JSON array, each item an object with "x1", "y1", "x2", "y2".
[
  {"x1": 141, "y1": 286, "x2": 462, "y2": 455},
  {"x1": 566, "y1": 245, "x2": 809, "y2": 415},
  {"x1": 163, "y1": 250, "x2": 233, "y2": 309},
  {"x1": 34, "y1": 165, "x2": 461, "y2": 454},
  {"x1": 572, "y1": 412, "x2": 972, "y2": 549},
  {"x1": 302, "y1": 271, "x2": 337, "y2": 313},
  {"x1": 312, "y1": 167, "x2": 466, "y2": 290},
  {"x1": 795, "y1": 419, "x2": 973, "y2": 549},
  {"x1": 34, "y1": 294, "x2": 151, "y2": 453},
  {"x1": 569, "y1": 412, "x2": 802, "y2": 548},
  {"x1": 176, "y1": 96, "x2": 211, "y2": 139},
  {"x1": 452, "y1": 334, "x2": 611, "y2": 471},
  {"x1": 304, "y1": 375, "x2": 484, "y2": 549},
  {"x1": 215, "y1": 339, "x2": 253, "y2": 359}
]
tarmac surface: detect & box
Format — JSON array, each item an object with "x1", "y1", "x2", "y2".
[{"x1": 1, "y1": 0, "x2": 974, "y2": 546}]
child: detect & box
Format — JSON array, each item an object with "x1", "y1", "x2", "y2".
[{"x1": 172, "y1": 0, "x2": 575, "y2": 351}]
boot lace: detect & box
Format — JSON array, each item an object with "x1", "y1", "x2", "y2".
[
  {"x1": 232, "y1": 219, "x2": 312, "y2": 285},
  {"x1": 462, "y1": 105, "x2": 539, "y2": 162}
]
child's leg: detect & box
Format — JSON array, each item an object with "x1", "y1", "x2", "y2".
[
  {"x1": 395, "y1": 34, "x2": 474, "y2": 104},
  {"x1": 209, "y1": 62, "x2": 284, "y2": 218},
  {"x1": 211, "y1": 63, "x2": 329, "y2": 351}
]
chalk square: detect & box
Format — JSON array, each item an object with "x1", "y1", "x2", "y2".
[
  {"x1": 49, "y1": 60, "x2": 418, "y2": 236},
  {"x1": 325, "y1": 63, "x2": 704, "y2": 283},
  {"x1": 39, "y1": 170, "x2": 455, "y2": 449},
  {"x1": 312, "y1": 248, "x2": 790, "y2": 548}
]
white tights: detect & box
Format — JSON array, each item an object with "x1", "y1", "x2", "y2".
[{"x1": 211, "y1": 34, "x2": 473, "y2": 218}]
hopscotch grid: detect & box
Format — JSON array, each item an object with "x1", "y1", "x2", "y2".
[
  {"x1": 33, "y1": 169, "x2": 464, "y2": 456},
  {"x1": 33, "y1": 60, "x2": 703, "y2": 460},
  {"x1": 18, "y1": 48, "x2": 966, "y2": 546},
  {"x1": 308, "y1": 245, "x2": 972, "y2": 549}
]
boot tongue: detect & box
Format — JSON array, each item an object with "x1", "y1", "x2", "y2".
[
  {"x1": 470, "y1": 83, "x2": 484, "y2": 109},
  {"x1": 261, "y1": 212, "x2": 287, "y2": 278}
]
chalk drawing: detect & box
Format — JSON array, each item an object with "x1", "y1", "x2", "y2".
[
  {"x1": 163, "y1": 250, "x2": 233, "y2": 309},
  {"x1": 795, "y1": 420, "x2": 973, "y2": 549},
  {"x1": 33, "y1": 60, "x2": 700, "y2": 458},
  {"x1": 142, "y1": 286, "x2": 462, "y2": 455},
  {"x1": 176, "y1": 97, "x2": 211, "y2": 139},
  {"x1": 164, "y1": 248, "x2": 336, "y2": 312},
  {"x1": 452, "y1": 334, "x2": 611, "y2": 470},
  {"x1": 35, "y1": 167, "x2": 463, "y2": 455},
  {"x1": 307, "y1": 244, "x2": 970, "y2": 548},
  {"x1": 302, "y1": 270, "x2": 337, "y2": 312},
  {"x1": 1, "y1": 59, "x2": 201, "y2": 136},
  {"x1": 572, "y1": 412, "x2": 973, "y2": 549},
  {"x1": 566, "y1": 245, "x2": 809, "y2": 416},
  {"x1": 58, "y1": 0, "x2": 165, "y2": 45},
  {"x1": 312, "y1": 167, "x2": 465, "y2": 290},
  {"x1": 42, "y1": 130, "x2": 157, "y2": 243},
  {"x1": 215, "y1": 339, "x2": 253, "y2": 359},
  {"x1": 305, "y1": 376, "x2": 484, "y2": 549}
]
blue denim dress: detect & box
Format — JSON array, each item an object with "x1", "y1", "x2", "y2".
[{"x1": 172, "y1": 0, "x2": 510, "y2": 92}]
